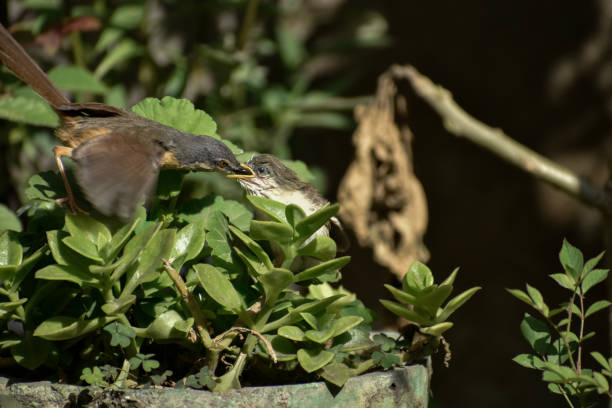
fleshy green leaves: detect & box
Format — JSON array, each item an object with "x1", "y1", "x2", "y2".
[
  {"x1": 380, "y1": 261, "x2": 480, "y2": 336},
  {"x1": 0, "y1": 204, "x2": 22, "y2": 232},
  {"x1": 194, "y1": 264, "x2": 244, "y2": 314}
]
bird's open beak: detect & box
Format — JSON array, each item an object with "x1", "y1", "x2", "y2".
[{"x1": 227, "y1": 163, "x2": 255, "y2": 179}]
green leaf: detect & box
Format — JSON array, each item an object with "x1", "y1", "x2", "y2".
[
  {"x1": 379, "y1": 299, "x2": 431, "y2": 326},
  {"x1": 262, "y1": 295, "x2": 345, "y2": 333},
  {"x1": 194, "y1": 264, "x2": 243, "y2": 313},
  {"x1": 205, "y1": 211, "x2": 232, "y2": 263},
  {"x1": 101, "y1": 295, "x2": 136, "y2": 315},
  {"x1": 593, "y1": 372, "x2": 609, "y2": 393},
  {"x1": 559, "y1": 239, "x2": 583, "y2": 279},
  {"x1": 65, "y1": 214, "x2": 112, "y2": 248},
  {"x1": 285, "y1": 204, "x2": 306, "y2": 227},
  {"x1": 384, "y1": 284, "x2": 418, "y2": 306},
  {"x1": 124, "y1": 228, "x2": 176, "y2": 294},
  {"x1": 109, "y1": 3, "x2": 144, "y2": 29},
  {"x1": 35, "y1": 264, "x2": 101, "y2": 288},
  {"x1": 526, "y1": 284, "x2": 549, "y2": 316},
  {"x1": 221, "y1": 200, "x2": 253, "y2": 231},
  {"x1": 131, "y1": 96, "x2": 216, "y2": 136},
  {"x1": 250, "y1": 220, "x2": 294, "y2": 244},
  {"x1": 95, "y1": 27, "x2": 122, "y2": 53},
  {"x1": 520, "y1": 313, "x2": 552, "y2": 355},
  {"x1": 513, "y1": 353, "x2": 540, "y2": 369},
  {"x1": 62, "y1": 236, "x2": 104, "y2": 264},
  {"x1": 276, "y1": 23, "x2": 305, "y2": 69},
  {"x1": 156, "y1": 170, "x2": 185, "y2": 200},
  {"x1": 278, "y1": 326, "x2": 306, "y2": 341},
  {"x1": 296, "y1": 235, "x2": 337, "y2": 261},
  {"x1": 260, "y1": 268, "x2": 294, "y2": 305},
  {"x1": 11, "y1": 334, "x2": 51, "y2": 370},
  {"x1": 246, "y1": 196, "x2": 287, "y2": 223},
  {"x1": 108, "y1": 210, "x2": 144, "y2": 259},
  {"x1": 305, "y1": 327, "x2": 336, "y2": 344},
  {"x1": 419, "y1": 284, "x2": 454, "y2": 316},
  {"x1": 420, "y1": 322, "x2": 453, "y2": 336},
  {"x1": 331, "y1": 316, "x2": 364, "y2": 337},
  {"x1": 295, "y1": 204, "x2": 339, "y2": 242},
  {"x1": 403, "y1": 261, "x2": 434, "y2": 293},
  {"x1": 549, "y1": 273, "x2": 575, "y2": 290},
  {"x1": 34, "y1": 316, "x2": 116, "y2": 340},
  {"x1": 144, "y1": 310, "x2": 193, "y2": 340},
  {"x1": 297, "y1": 348, "x2": 334, "y2": 373},
  {"x1": 0, "y1": 231, "x2": 22, "y2": 266},
  {"x1": 436, "y1": 287, "x2": 481, "y2": 322},
  {"x1": 172, "y1": 221, "x2": 206, "y2": 268},
  {"x1": 583, "y1": 251, "x2": 605, "y2": 275},
  {"x1": 440, "y1": 267, "x2": 460, "y2": 286},
  {"x1": 260, "y1": 335, "x2": 298, "y2": 362},
  {"x1": 48, "y1": 66, "x2": 106, "y2": 94},
  {"x1": 294, "y1": 256, "x2": 350, "y2": 283},
  {"x1": 507, "y1": 288, "x2": 534, "y2": 307},
  {"x1": 582, "y1": 269, "x2": 608, "y2": 294},
  {"x1": 0, "y1": 93, "x2": 58, "y2": 127},
  {"x1": 591, "y1": 352, "x2": 611, "y2": 370},
  {"x1": 320, "y1": 362, "x2": 351, "y2": 387},
  {"x1": 0, "y1": 298, "x2": 28, "y2": 320},
  {"x1": 95, "y1": 38, "x2": 143, "y2": 79},
  {"x1": 103, "y1": 322, "x2": 136, "y2": 347},
  {"x1": 25, "y1": 171, "x2": 65, "y2": 202},
  {"x1": 80, "y1": 366, "x2": 109, "y2": 387},
  {"x1": 541, "y1": 363, "x2": 577, "y2": 383},
  {"x1": 229, "y1": 226, "x2": 273, "y2": 270},
  {"x1": 585, "y1": 300, "x2": 612, "y2": 318},
  {"x1": 0, "y1": 204, "x2": 21, "y2": 232}
]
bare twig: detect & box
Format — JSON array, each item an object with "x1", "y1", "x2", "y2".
[
  {"x1": 392, "y1": 64, "x2": 612, "y2": 212},
  {"x1": 214, "y1": 327, "x2": 277, "y2": 363},
  {"x1": 162, "y1": 259, "x2": 213, "y2": 349}
]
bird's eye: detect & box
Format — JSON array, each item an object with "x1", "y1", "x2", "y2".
[
  {"x1": 217, "y1": 160, "x2": 228, "y2": 168},
  {"x1": 257, "y1": 167, "x2": 269, "y2": 175}
]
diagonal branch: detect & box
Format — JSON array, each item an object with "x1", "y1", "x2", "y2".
[{"x1": 392, "y1": 64, "x2": 612, "y2": 212}]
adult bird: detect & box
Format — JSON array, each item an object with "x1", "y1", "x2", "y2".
[{"x1": 0, "y1": 23, "x2": 250, "y2": 219}]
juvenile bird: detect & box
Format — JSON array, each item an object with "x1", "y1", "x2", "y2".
[
  {"x1": 232, "y1": 154, "x2": 349, "y2": 251},
  {"x1": 0, "y1": 23, "x2": 250, "y2": 219}
]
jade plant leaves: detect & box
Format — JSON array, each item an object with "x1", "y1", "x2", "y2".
[
  {"x1": 194, "y1": 264, "x2": 243, "y2": 313},
  {"x1": 34, "y1": 316, "x2": 117, "y2": 341},
  {"x1": 0, "y1": 204, "x2": 22, "y2": 232},
  {"x1": 297, "y1": 348, "x2": 334, "y2": 373}
]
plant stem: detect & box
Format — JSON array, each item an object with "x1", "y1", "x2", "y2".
[
  {"x1": 162, "y1": 259, "x2": 213, "y2": 349},
  {"x1": 237, "y1": 0, "x2": 260, "y2": 50},
  {"x1": 577, "y1": 290, "x2": 586, "y2": 375}
]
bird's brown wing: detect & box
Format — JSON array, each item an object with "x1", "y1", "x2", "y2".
[{"x1": 72, "y1": 130, "x2": 165, "y2": 219}]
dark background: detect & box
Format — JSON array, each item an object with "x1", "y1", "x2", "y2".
[{"x1": 324, "y1": 1, "x2": 609, "y2": 407}]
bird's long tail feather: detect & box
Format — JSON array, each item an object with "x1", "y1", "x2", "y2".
[{"x1": 0, "y1": 23, "x2": 69, "y2": 107}]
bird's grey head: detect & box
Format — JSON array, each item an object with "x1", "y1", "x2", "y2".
[{"x1": 177, "y1": 133, "x2": 251, "y2": 175}]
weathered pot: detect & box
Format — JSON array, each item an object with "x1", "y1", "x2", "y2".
[{"x1": 0, "y1": 365, "x2": 429, "y2": 408}]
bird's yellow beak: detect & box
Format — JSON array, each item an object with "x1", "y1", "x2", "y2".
[{"x1": 226, "y1": 163, "x2": 255, "y2": 179}]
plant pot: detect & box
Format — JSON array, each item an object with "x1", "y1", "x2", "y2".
[{"x1": 0, "y1": 364, "x2": 429, "y2": 408}]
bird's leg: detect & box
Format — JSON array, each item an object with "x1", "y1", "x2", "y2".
[{"x1": 53, "y1": 146, "x2": 88, "y2": 215}]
